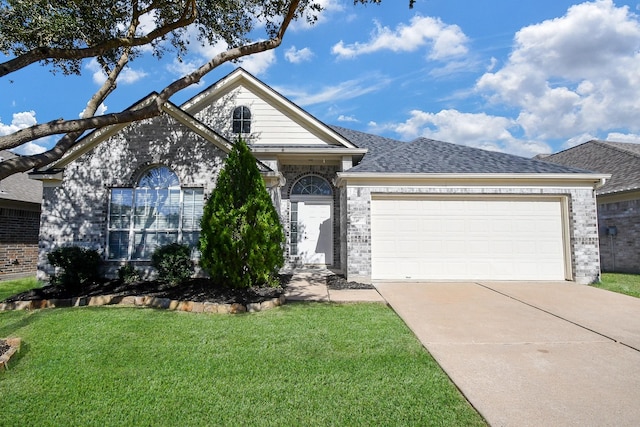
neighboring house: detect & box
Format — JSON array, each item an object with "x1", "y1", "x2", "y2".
[
  {"x1": 30, "y1": 68, "x2": 607, "y2": 284},
  {"x1": 539, "y1": 140, "x2": 640, "y2": 273},
  {"x1": 0, "y1": 150, "x2": 43, "y2": 279}
]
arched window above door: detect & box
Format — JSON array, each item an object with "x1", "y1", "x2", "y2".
[{"x1": 291, "y1": 175, "x2": 332, "y2": 196}]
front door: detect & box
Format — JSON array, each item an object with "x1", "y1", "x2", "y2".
[{"x1": 293, "y1": 200, "x2": 333, "y2": 265}]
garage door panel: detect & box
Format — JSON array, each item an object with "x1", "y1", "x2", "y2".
[{"x1": 371, "y1": 197, "x2": 567, "y2": 281}]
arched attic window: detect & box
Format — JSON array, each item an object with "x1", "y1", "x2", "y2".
[
  {"x1": 232, "y1": 106, "x2": 251, "y2": 134},
  {"x1": 291, "y1": 175, "x2": 332, "y2": 196},
  {"x1": 108, "y1": 166, "x2": 204, "y2": 260}
]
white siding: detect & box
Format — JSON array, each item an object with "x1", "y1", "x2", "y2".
[{"x1": 200, "y1": 86, "x2": 339, "y2": 146}]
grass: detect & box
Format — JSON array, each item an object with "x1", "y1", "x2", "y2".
[
  {"x1": 0, "y1": 276, "x2": 41, "y2": 301},
  {"x1": 593, "y1": 273, "x2": 640, "y2": 298},
  {"x1": 0, "y1": 302, "x2": 485, "y2": 426}
]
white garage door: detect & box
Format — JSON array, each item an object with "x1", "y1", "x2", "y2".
[{"x1": 371, "y1": 196, "x2": 568, "y2": 281}]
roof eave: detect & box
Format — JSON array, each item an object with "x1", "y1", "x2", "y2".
[{"x1": 335, "y1": 172, "x2": 610, "y2": 188}]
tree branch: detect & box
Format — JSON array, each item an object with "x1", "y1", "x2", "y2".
[
  {"x1": 0, "y1": 0, "x2": 302, "y2": 180},
  {"x1": 0, "y1": 0, "x2": 197, "y2": 77}
]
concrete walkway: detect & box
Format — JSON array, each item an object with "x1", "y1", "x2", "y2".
[
  {"x1": 284, "y1": 269, "x2": 385, "y2": 303},
  {"x1": 376, "y1": 281, "x2": 640, "y2": 427}
]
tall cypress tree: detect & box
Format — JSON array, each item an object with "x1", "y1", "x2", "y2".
[{"x1": 199, "y1": 138, "x2": 284, "y2": 288}]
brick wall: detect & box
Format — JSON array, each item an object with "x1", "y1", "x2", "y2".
[
  {"x1": 0, "y1": 207, "x2": 40, "y2": 278},
  {"x1": 38, "y1": 114, "x2": 226, "y2": 280},
  {"x1": 344, "y1": 184, "x2": 601, "y2": 284},
  {"x1": 598, "y1": 198, "x2": 640, "y2": 273}
]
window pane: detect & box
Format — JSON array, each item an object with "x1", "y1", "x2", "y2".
[
  {"x1": 154, "y1": 188, "x2": 180, "y2": 229},
  {"x1": 232, "y1": 106, "x2": 251, "y2": 134},
  {"x1": 182, "y1": 189, "x2": 204, "y2": 229},
  {"x1": 291, "y1": 175, "x2": 332, "y2": 196},
  {"x1": 182, "y1": 231, "x2": 201, "y2": 258},
  {"x1": 132, "y1": 231, "x2": 178, "y2": 260},
  {"x1": 108, "y1": 231, "x2": 129, "y2": 259},
  {"x1": 109, "y1": 189, "x2": 132, "y2": 229},
  {"x1": 138, "y1": 167, "x2": 179, "y2": 188}
]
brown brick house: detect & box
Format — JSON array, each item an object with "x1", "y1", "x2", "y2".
[{"x1": 0, "y1": 150, "x2": 42, "y2": 279}]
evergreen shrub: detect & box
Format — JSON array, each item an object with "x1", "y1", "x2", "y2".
[{"x1": 199, "y1": 138, "x2": 284, "y2": 288}]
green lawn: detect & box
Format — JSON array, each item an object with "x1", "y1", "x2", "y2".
[
  {"x1": 0, "y1": 301, "x2": 485, "y2": 426},
  {"x1": 0, "y1": 276, "x2": 41, "y2": 301},
  {"x1": 593, "y1": 273, "x2": 640, "y2": 298}
]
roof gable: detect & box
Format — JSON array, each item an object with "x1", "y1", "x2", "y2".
[
  {"x1": 39, "y1": 97, "x2": 233, "y2": 173},
  {"x1": 541, "y1": 140, "x2": 640, "y2": 194},
  {"x1": 182, "y1": 68, "x2": 358, "y2": 149}
]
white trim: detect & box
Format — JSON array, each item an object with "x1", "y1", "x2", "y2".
[{"x1": 336, "y1": 172, "x2": 609, "y2": 188}]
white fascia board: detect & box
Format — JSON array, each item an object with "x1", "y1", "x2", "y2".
[
  {"x1": 28, "y1": 169, "x2": 64, "y2": 185},
  {"x1": 162, "y1": 103, "x2": 232, "y2": 153},
  {"x1": 335, "y1": 172, "x2": 610, "y2": 188},
  {"x1": 251, "y1": 147, "x2": 367, "y2": 155}
]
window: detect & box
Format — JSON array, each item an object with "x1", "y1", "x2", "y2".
[
  {"x1": 232, "y1": 106, "x2": 251, "y2": 134},
  {"x1": 291, "y1": 175, "x2": 332, "y2": 196},
  {"x1": 108, "y1": 166, "x2": 204, "y2": 260}
]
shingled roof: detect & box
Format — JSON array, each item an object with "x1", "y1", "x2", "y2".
[
  {"x1": 331, "y1": 126, "x2": 591, "y2": 175},
  {"x1": 0, "y1": 150, "x2": 43, "y2": 206},
  {"x1": 540, "y1": 140, "x2": 640, "y2": 195}
]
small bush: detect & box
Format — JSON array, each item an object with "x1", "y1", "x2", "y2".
[
  {"x1": 151, "y1": 243, "x2": 194, "y2": 285},
  {"x1": 47, "y1": 246, "x2": 102, "y2": 292},
  {"x1": 118, "y1": 263, "x2": 141, "y2": 284}
]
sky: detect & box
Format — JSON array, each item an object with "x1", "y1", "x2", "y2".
[{"x1": 2, "y1": 0, "x2": 640, "y2": 158}]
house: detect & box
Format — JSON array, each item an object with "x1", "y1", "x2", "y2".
[
  {"x1": 539, "y1": 140, "x2": 640, "y2": 273},
  {"x1": 0, "y1": 150, "x2": 43, "y2": 279},
  {"x1": 30, "y1": 68, "x2": 607, "y2": 284}
]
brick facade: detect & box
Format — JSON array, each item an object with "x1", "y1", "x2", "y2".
[
  {"x1": 597, "y1": 197, "x2": 640, "y2": 273},
  {"x1": 0, "y1": 207, "x2": 40, "y2": 278},
  {"x1": 344, "y1": 185, "x2": 601, "y2": 285},
  {"x1": 37, "y1": 114, "x2": 226, "y2": 280}
]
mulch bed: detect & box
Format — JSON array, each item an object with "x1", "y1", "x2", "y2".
[
  {"x1": 326, "y1": 274, "x2": 375, "y2": 290},
  {"x1": 2, "y1": 275, "x2": 291, "y2": 306}
]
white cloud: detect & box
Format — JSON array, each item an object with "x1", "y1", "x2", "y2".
[
  {"x1": 285, "y1": 46, "x2": 314, "y2": 64},
  {"x1": 476, "y1": 0, "x2": 640, "y2": 141},
  {"x1": 337, "y1": 115, "x2": 359, "y2": 123},
  {"x1": 278, "y1": 76, "x2": 391, "y2": 106},
  {"x1": 331, "y1": 15, "x2": 469, "y2": 60},
  {"x1": 120, "y1": 68, "x2": 148, "y2": 84},
  {"x1": 79, "y1": 102, "x2": 108, "y2": 118},
  {"x1": 375, "y1": 109, "x2": 552, "y2": 157},
  {"x1": 0, "y1": 111, "x2": 50, "y2": 155},
  {"x1": 86, "y1": 59, "x2": 148, "y2": 85},
  {"x1": 167, "y1": 31, "x2": 276, "y2": 77},
  {"x1": 12, "y1": 140, "x2": 48, "y2": 155},
  {"x1": 606, "y1": 132, "x2": 640, "y2": 143},
  {"x1": 237, "y1": 49, "x2": 277, "y2": 76},
  {"x1": 0, "y1": 111, "x2": 37, "y2": 135}
]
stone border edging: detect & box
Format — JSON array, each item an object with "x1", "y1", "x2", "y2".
[
  {"x1": 0, "y1": 338, "x2": 21, "y2": 371},
  {"x1": 0, "y1": 294, "x2": 286, "y2": 314}
]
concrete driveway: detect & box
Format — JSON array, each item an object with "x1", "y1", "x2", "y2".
[{"x1": 375, "y1": 281, "x2": 640, "y2": 427}]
